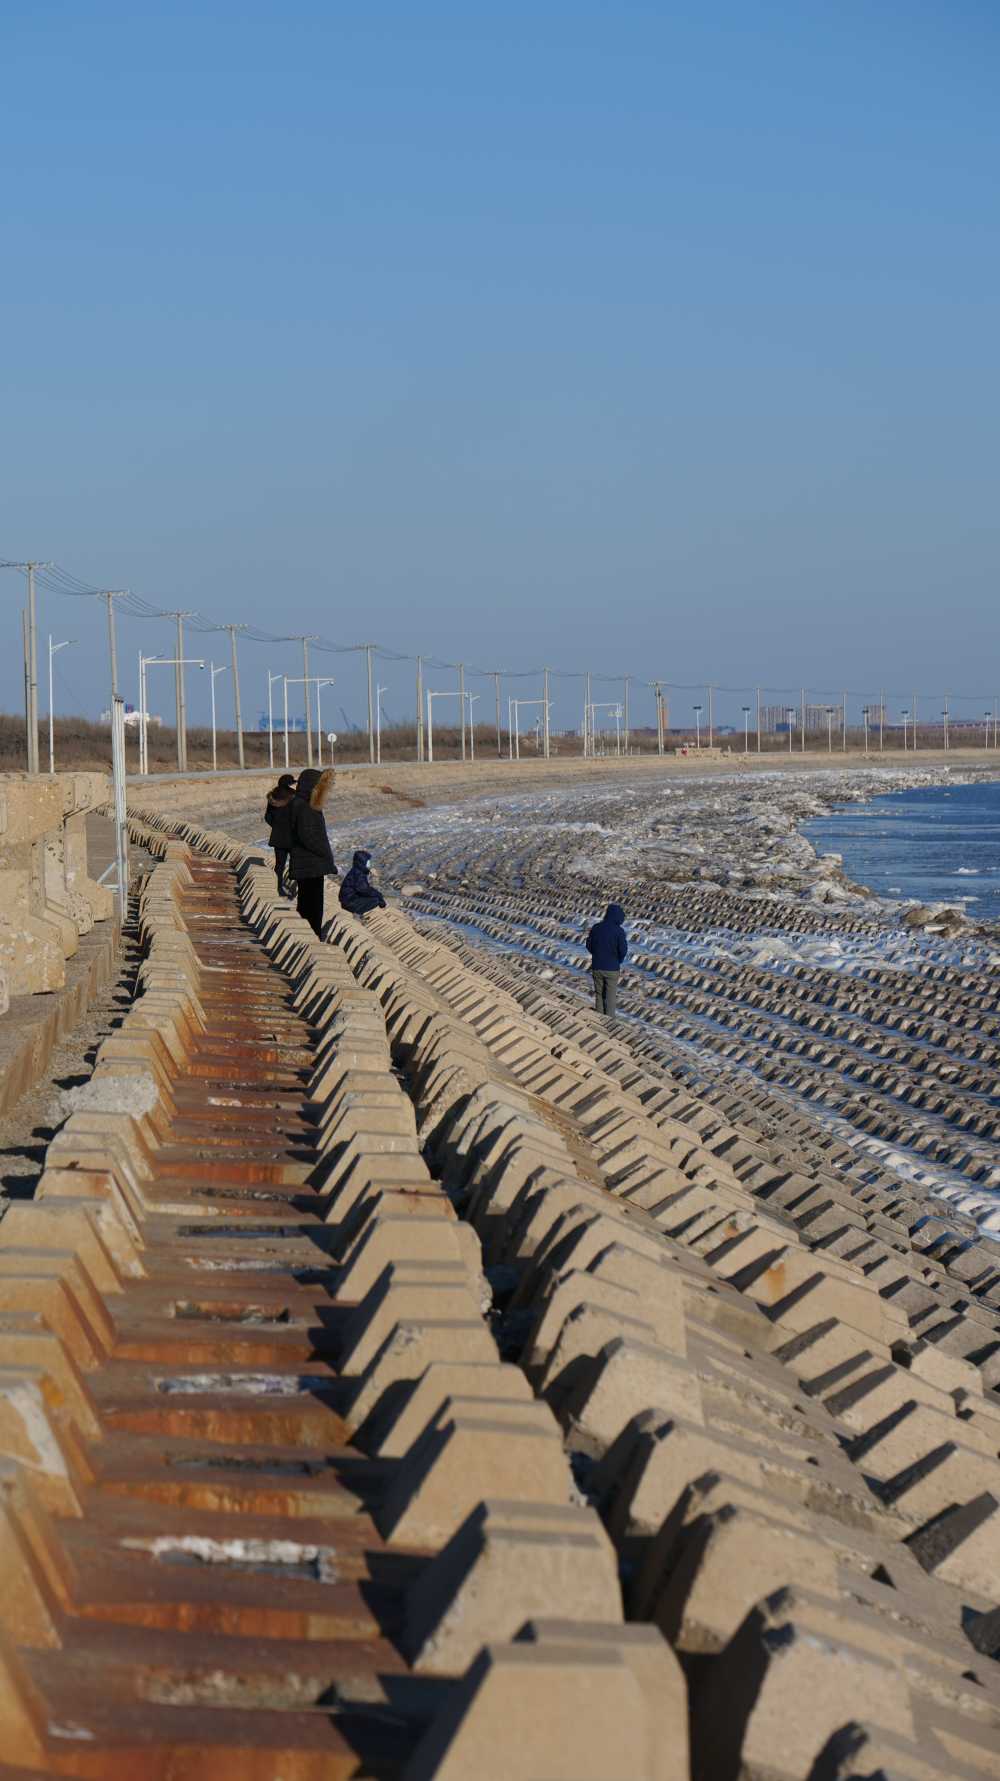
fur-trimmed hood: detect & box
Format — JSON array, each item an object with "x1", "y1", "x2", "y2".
[{"x1": 295, "y1": 768, "x2": 334, "y2": 809}]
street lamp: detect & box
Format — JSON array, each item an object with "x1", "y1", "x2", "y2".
[
  {"x1": 139, "y1": 654, "x2": 205, "y2": 775},
  {"x1": 467, "y1": 693, "x2": 480, "y2": 761},
  {"x1": 209, "y1": 662, "x2": 228, "y2": 771},
  {"x1": 742, "y1": 705, "x2": 751, "y2": 754},
  {"x1": 987, "y1": 711, "x2": 992, "y2": 750},
  {"x1": 376, "y1": 684, "x2": 388, "y2": 765},
  {"x1": 901, "y1": 709, "x2": 910, "y2": 752},
  {"x1": 786, "y1": 709, "x2": 795, "y2": 754},
  {"x1": 266, "y1": 670, "x2": 283, "y2": 769},
  {"x1": 427, "y1": 689, "x2": 465, "y2": 763},
  {"x1": 862, "y1": 706, "x2": 870, "y2": 756},
  {"x1": 47, "y1": 636, "x2": 75, "y2": 773},
  {"x1": 942, "y1": 707, "x2": 949, "y2": 752},
  {"x1": 693, "y1": 704, "x2": 702, "y2": 749},
  {"x1": 826, "y1": 707, "x2": 835, "y2": 755},
  {"x1": 315, "y1": 681, "x2": 334, "y2": 766}
]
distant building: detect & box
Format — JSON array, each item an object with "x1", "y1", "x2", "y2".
[{"x1": 761, "y1": 703, "x2": 835, "y2": 734}]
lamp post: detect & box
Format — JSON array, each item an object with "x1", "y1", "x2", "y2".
[
  {"x1": 786, "y1": 709, "x2": 795, "y2": 754},
  {"x1": 942, "y1": 706, "x2": 949, "y2": 752},
  {"x1": 901, "y1": 709, "x2": 910, "y2": 752},
  {"x1": 426, "y1": 689, "x2": 465, "y2": 763},
  {"x1": 693, "y1": 704, "x2": 702, "y2": 749},
  {"x1": 139, "y1": 655, "x2": 205, "y2": 775},
  {"x1": 826, "y1": 707, "x2": 835, "y2": 755},
  {"x1": 467, "y1": 694, "x2": 479, "y2": 761},
  {"x1": 862, "y1": 706, "x2": 870, "y2": 756},
  {"x1": 47, "y1": 637, "x2": 75, "y2": 773},
  {"x1": 741, "y1": 705, "x2": 751, "y2": 754},
  {"x1": 376, "y1": 684, "x2": 388, "y2": 765},
  {"x1": 266, "y1": 670, "x2": 283, "y2": 769},
  {"x1": 987, "y1": 711, "x2": 992, "y2": 750},
  {"x1": 209, "y1": 662, "x2": 228, "y2": 771},
  {"x1": 315, "y1": 680, "x2": 334, "y2": 765}
]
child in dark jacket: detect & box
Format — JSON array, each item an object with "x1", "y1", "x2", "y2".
[
  {"x1": 339, "y1": 849, "x2": 386, "y2": 918},
  {"x1": 585, "y1": 903, "x2": 627, "y2": 1017},
  {"x1": 264, "y1": 774, "x2": 296, "y2": 896}
]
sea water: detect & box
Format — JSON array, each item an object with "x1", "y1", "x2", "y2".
[{"x1": 804, "y1": 779, "x2": 1000, "y2": 921}]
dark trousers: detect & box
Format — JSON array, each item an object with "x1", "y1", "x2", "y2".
[
  {"x1": 343, "y1": 893, "x2": 383, "y2": 918},
  {"x1": 592, "y1": 969, "x2": 619, "y2": 1017},
  {"x1": 296, "y1": 876, "x2": 325, "y2": 937},
  {"x1": 273, "y1": 848, "x2": 289, "y2": 894}
]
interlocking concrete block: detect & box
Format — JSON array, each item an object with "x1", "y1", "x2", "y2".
[
  {"x1": 338, "y1": 1266, "x2": 486, "y2": 1377},
  {"x1": 517, "y1": 1619, "x2": 687, "y2": 1781},
  {"x1": 370, "y1": 1360, "x2": 534, "y2": 1458},
  {"x1": 561, "y1": 1335, "x2": 703, "y2": 1453},
  {"x1": 335, "y1": 1215, "x2": 477, "y2": 1303},
  {"x1": 0, "y1": 1205, "x2": 126, "y2": 1297},
  {"x1": 641, "y1": 1498, "x2": 839, "y2": 1654},
  {"x1": 0, "y1": 1462, "x2": 69, "y2": 1649},
  {"x1": 0, "y1": 1266, "x2": 111, "y2": 1371},
  {"x1": 0, "y1": 1313, "x2": 101, "y2": 1440},
  {"x1": 379, "y1": 1409, "x2": 575, "y2": 1546},
  {"x1": 347, "y1": 1317, "x2": 499, "y2": 1428},
  {"x1": 404, "y1": 1499, "x2": 622, "y2": 1672},
  {"x1": 907, "y1": 1491, "x2": 1000, "y2": 1595},
  {"x1": 402, "y1": 1641, "x2": 656, "y2": 1781},
  {"x1": 692, "y1": 1588, "x2": 915, "y2": 1781},
  {"x1": 0, "y1": 1366, "x2": 83, "y2": 1517}
]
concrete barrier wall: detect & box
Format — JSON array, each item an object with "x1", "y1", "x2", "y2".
[{"x1": 0, "y1": 771, "x2": 114, "y2": 1008}]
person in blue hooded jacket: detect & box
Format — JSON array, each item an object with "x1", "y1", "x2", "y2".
[
  {"x1": 339, "y1": 849, "x2": 386, "y2": 918},
  {"x1": 585, "y1": 903, "x2": 627, "y2": 1016}
]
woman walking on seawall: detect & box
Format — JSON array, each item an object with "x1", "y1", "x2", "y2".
[
  {"x1": 264, "y1": 773, "x2": 296, "y2": 897},
  {"x1": 289, "y1": 768, "x2": 337, "y2": 937}
]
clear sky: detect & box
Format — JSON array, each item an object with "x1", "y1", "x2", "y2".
[{"x1": 1, "y1": 0, "x2": 997, "y2": 734}]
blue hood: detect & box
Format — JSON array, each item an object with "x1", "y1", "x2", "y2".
[{"x1": 606, "y1": 903, "x2": 625, "y2": 924}]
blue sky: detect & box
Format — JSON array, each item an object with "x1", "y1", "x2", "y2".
[{"x1": 1, "y1": 0, "x2": 997, "y2": 734}]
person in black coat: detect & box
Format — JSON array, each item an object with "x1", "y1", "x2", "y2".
[
  {"x1": 289, "y1": 768, "x2": 337, "y2": 937},
  {"x1": 264, "y1": 774, "x2": 296, "y2": 896},
  {"x1": 339, "y1": 849, "x2": 386, "y2": 918},
  {"x1": 585, "y1": 903, "x2": 627, "y2": 1016}
]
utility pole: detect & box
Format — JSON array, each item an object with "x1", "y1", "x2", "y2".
[
  {"x1": 842, "y1": 691, "x2": 847, "y2": 752},
  {"x1": 1, "y1": 560, "x2": 52, "y2": 773},
  {"x1": 416, "y1": 656, "x2": 425, "y2": 762},
  {"x1": 800, "y1": 686, "x2": 806, "y2": 753},
  {"x1": 225, "y1": 624, "x2": 246, "y2": 767},
  {"x1": 653, "y1": 682, "x2": 664, "y2": 755},
  {"x1": 756, "y1": 686, "x2": 761, "y2": 753},
  {"x1": 164, "y1": 611, "x2": 194, "y2": 772},
  {"x1": 365, "y1": 644, "x2": 375, "y2": 764},
  {"x1": 623, "y1": 675, "x2": 631, "y2": 754},
  {"x1": 707, "y1": 684, "x2": 713, "y2": 748},
  {"x1": 458, "y1": 662, "x2": 466, "y2": 761},
  {"x1": 585, "y1": 670, "x2": 592, "y2": 758},
  {"x1": 543, "y1": 667, "x2": 551, "y2": 759},
  {"x1": 912, "y1": 691, "x2": 918, "y2": 752},
  {"x1": 493, "y1": 672, "x2": 502, "y2": 757},
  {"x1": 303, "y1": 638, "x2": 314, "y2": 766},
  {"x1": 21, "y1": 610, "x2": 29, "y2": 765},
  {"x1": 100, "y1": 591, "x2": 127, "y2": 703}
]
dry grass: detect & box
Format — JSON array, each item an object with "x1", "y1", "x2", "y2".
[{"x1": 2, "y1": 711, "x2": 860, "y2": 775}]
